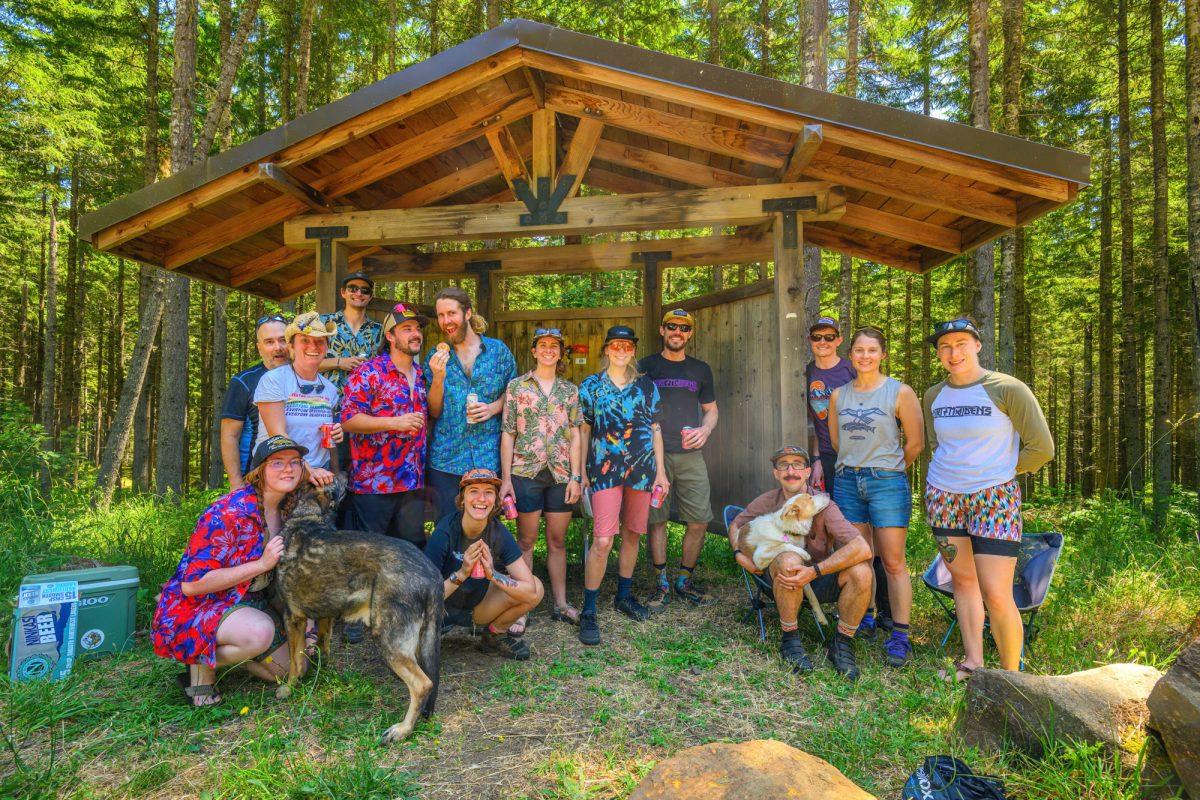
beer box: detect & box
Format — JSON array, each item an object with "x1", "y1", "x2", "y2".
[{"x1": 19, "y1": 566, "x2": 139, "y2": 659}]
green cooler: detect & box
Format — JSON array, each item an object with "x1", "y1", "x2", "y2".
[{"x1": 19, "y1": 566, "x2": 139, "y2": 658}]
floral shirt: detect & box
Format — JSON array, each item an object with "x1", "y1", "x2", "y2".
[
  {"x1": 502, "y1": 371, "x2": 581, "y2": 482},
  {"x1": 578, "y1": 372, "x2": 662, "y2": 492},
  {"x1": 322, "y1": 310, "x2": 384, "y2": 390},
  {"x1": 423, "y1": 336, "x2": 518, "y2": 474},
  {"x1": 341, "y1": 354, "x2": 428, "y2": 495},
  {"x1": 152, "y1": 485, "x2": 266, "y2": 667}
]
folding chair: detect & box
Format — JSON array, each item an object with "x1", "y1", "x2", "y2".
[
  {"x1": 922, "y1": 531, "x2": 1064, "y2": 654},
  {"x1": 723, "y1": 505, "x2": 828, "y2": 643}
]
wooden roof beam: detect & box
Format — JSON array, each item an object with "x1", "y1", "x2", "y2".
[
  {"x1": 838, "y1": 203, "x2": 962, "y2": 254},
  {"x1": 592, "y1": 138, "x2": 754, "y2": 188},
  {"x1": 164, "y1": 194, "x2": 307, "y2": 271},
  {"x1": 780, "y1": 125, "x2": 824, "y2": 182},
  {"x1": 230, "y1": 245, "x2": 311, "y2": 287},
  {"x1": 376, "y1": 138, "x2": 531, "y2": 210},
  {"x1": 531, "y1": 108, "x2": 556, "y2": 183},
  {"x1": 484, "y1": 125, "x2": 532, "y2": 195},
  {"x1": 803, "y1": 150, "x2": 1017, "y2": 227},
  {"x1": 284, "y1": 181, "x2": 845, "y2": 247},
  {"x1": 803, "y1": 224, "x2": 923, "y2": 272},
  {"x1": 258, "y1": 163, "x2": 332, "y2": 212},
  {"x1": 558, "y1": 118, "x2": 604, "y2": 198},
  {"x1": 545, "y1": 84, "x2": 790, "y2": 168}
]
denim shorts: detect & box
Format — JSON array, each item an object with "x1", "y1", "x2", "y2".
[{"x1": 832, "y1": 466, "x2": 912, "y2": 528}]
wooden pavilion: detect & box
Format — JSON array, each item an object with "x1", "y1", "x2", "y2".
[{"x1": 78, "y1": 19, "x2": 1089, "y2": 513}]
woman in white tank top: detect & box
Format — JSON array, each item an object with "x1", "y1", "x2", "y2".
[{"x1": 828, "y1": 327, "x2": 924, "y2": 666}]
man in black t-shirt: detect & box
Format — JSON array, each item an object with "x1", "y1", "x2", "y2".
[
  {"x1": 219, "y1": 314, "x2": 291, "y2": 488},
  {"x1": 638, "y1": 308, "x2": 719, "y2": 610}
]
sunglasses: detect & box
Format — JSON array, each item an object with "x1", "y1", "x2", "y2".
[
  {"x1": 345, "y1": 284, "x2": 373, "y2": 295},
  {"x1": 933, "y1": 318, "x2": 976, "y2": 336},
  {"x1": 809, "y1": 332, "x2": 837, "y2": 342},
  {"x1": 256, "y1": 313, "x2": 289, "y2": 327},
  {"x1": 534, "y1": 327, "x2": 563, "y2": 338},
  {"x1": 664, "y1": 323, "x2": 692, "y2": 333},
  {"x1": 607, "y1": 341, "x2": 635, "y2": 352}
]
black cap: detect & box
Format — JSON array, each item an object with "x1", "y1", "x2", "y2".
[
  {"x1": 809, "y1": 316, "x2": 840, "y2": 334},
  {"x1": 341, "y1": 271, "x2": 374, "y2": 291},
  {"x1": 248, "y1": 435, "x2": 308, "y2": 473},
  {"x1": 926, "y1": 318, "x2": 981, "y2": 346},
  {"x1": 604, "y1": 325, "x2": 638, "y2": 345}
]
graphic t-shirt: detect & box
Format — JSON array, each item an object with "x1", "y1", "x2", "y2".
[
  {"x1": 252, "y1": 365, "x2": 340, "y2": 469},
  {"x1": 423, "y1": 512, "x2": 523, "y2": 600},
  {"x1": 637, "y1": 354, "x2": 715, "y2": 453},
  {"x1": 806, "y1": 358, "x2": 856, "y2": 456},
  {"x1": 220, "y1": 362, "x2": 268, "y2": 473}
]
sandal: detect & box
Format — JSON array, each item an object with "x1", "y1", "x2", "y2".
[
  {"x1": 184, "y1": 683, "x2": 222, "y2": 707},
  {"x1": 508, "y1": 615, "x2": 528, "y2": 637},
  {"x1": 304, "y1": 626, "x2": 320, "y2": 658},
  {"x1": 550, "y1": 606, "x2": 581, "y2": 626},
  {"x1": 938, "y1": 660, "x2": 977, "y2": 684}
]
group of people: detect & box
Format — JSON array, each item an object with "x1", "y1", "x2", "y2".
[{"x1": 153, "y1": 268, "x2": 1053, "y2": 707}]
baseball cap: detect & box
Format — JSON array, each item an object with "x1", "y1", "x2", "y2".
[
  {"x1": 532, "y1": 327, "x2": 566, "y2": 347},
  {"x1": 247, "y1": 435, "x2": 309, "y2": 474},
  {"x1": 926, "y1": 317, "x2": 981, "y2": 346},
  {"x1": 661, "y1": 308, "x2": 696, "y2": 327},
  {"x1": 809, "y1": 316, "x2": 840, "y2": 334},
  {"x1": 770, "y1": 445, "x2": 811, "y2": 467},
  {"x1": 604, "y1": 325, "x2": 638, "y2": 345},
  {"x1": 382, "y1": 302, "x2": 429, "y2": 332},
  {"x1": 285, "y1": 311, "x2": 336, "y2": 341},
  {"x1": 341, "y1": 271, "x2": 375, "y2": 291},
  {"x1": 459, "y1": 468, "x2": 502, "y2": 488}
]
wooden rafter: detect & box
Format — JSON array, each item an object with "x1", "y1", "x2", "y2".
[
  {"x1": 558, "y1": 118, "x2": 604, "y2": 198},
  {"x1": 258, "y1": 163, "x2": 332, "y2": 212},
  {"x1": 837, "y1": 203, "x2": 962, "y2": 254},
  {"x1": 592, "y1": 139, "x2": 754, "y2": 188},
  {"x1": 484, "y1": 126, "x2": 532, "y2": 194},
  {"x1": 803, "y1": 224, "x2": 922, "y2": 272},
  {"x1": 376, "y1": 139, "x2": 531, "y2": 210},
  {"x1": 285, "y1": 181, "x2": 845, "y2": 247},
  {"x1": 164, "y1": 194, "x2": 307, "y2": 270},
  {"x1": 230, "y1": 245, "x2": 312, "y2": 287},
  {"x1": 780, "y1": 125, "x2": 824, "y2": 182}
]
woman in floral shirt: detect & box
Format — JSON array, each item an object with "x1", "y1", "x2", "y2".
[
  {"x1": 152, "y1": 436, "x2": 312, "y2": 707},
  {"x1": 575, "y1": 325, "x2": 669, "y2": 647},
  {"x1": 500, "y1": 328, "x2": 583, "y2": 631}
]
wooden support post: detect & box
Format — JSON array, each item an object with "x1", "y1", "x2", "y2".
[
  {"x1": 635, "y1": 250, "x2": 670, "y2": 349},
  {"x1": 309, "y1": 226, "x2": 349, "y2": 314},
  {"x1": 532, "y1": 109, "x2": 556, "y2": 183},
  {"x1": 465, "y1": 259, "x2": 502, "y2": 321},
  {"x1": 773, "y1": 211, "x2": 808, "y2": 450}
]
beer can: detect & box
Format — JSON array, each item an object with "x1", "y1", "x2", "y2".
[
  {"x1": 650, "y1": 484, "x2": 666, "y2": 509},
  {"x1": 470, "y1": 561, "x2": 485, "y2": 579},
  {"x1": 319, "y1": 423, "x2": 334, "y2": 449},
  {"x1": 465, "y1": 392, "x2": 479, "y2": 423},
  {"x1": 501, "y1": 495, "x2": 518, "y2": 519}
]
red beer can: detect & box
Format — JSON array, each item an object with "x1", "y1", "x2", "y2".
[
  {"x1": 319, "y1": 423, "x2": 334, "y2": 449},
  {"x1": 650, "y1": 484, "x2": 666, "y2": 509},
  {"x1": 501, "y1": 494, "x2": 518, "y2": 519},
  {"x1": 471, "y1": 561, "x2": 485, "y2": 579}
]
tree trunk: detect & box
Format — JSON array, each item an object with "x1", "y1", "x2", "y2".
[
  {"x1": 968, "y1": 0, "x2": 995, "y2": 368},
  {"x1": 295, "y1": 0, "x2": 315, "y2": 116},
  {"x1": 1099, "y1": 118, "x2": 1115, "y2": 492},
  {"x1": 997, "y1": 0, "x2": 1023, "y2": 374},
  {"x1": 1118, "y1": 0, "x2": 1144, "y2": 504},
  {"x1": 801, "y1": 0, "x2": 827, "y2": 346},
  {"x1": 836, "y1": 0, "x2": 859, "y2": 343},
  {"x1": 707, "y1": 0, "x2": 720, "y2": 64},
  {"x1": 486, "y1": 0, "x2": 500, "y2": 30},
  {"x1": 1186, "y1": 0, "x2": 1200, "y2": 520},
  {"x1": 904, "y1": 275, "x2": 913, "y2": 386},
  {"x1": 1083, "y1": 322, "x2": 1095, "y2": 497},
  {"x1": 40, "y1": 187, "x2": 59, "y2": 451},
  {"x1": 198, "y1": 0, "x2": 262, "y2": 154},
  {"x1": 1067, "y1": 364, "x2": 1077, "y2": 493},
  {"x1": 1149, "y1": 0, "x2": 1172, "y2": 525},
  {"x1": 207, "y1": 287, "x2": 228, "y2": 488}
]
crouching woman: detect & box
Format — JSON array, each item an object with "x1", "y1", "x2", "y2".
[
  {"x1": 424, "y1": 469, "x2": 545, "y2": 660},
  {"x1": 152, "y1": 436, "x2": 314, "y2": 707}
]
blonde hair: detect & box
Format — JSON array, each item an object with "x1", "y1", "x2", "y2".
[
  {"x1": 434, "y1": 286, "x2": 488, "y2": 334},
  {"x1": 598, "y1": 355, "x2": 641, "y2": 383}
]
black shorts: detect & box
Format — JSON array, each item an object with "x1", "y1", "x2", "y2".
[
  {"x1": 443, "y1": 582, "x2": 488, "y2": 627},
  {"x1": 426, "y1": 468, "x2": 463, "y2": 520},
  {"x1": 933, "y1": 527, "x2": 1022, "y2": 558},
  {"x1": 512, "y1": 469, "x2": 571, "y2": 513},
  {"x1": 347, "y1": 491, "x2": 426, "y2": 548},
  {"x1": 817, "y1": 451, "x2": 837, "y2": 493}
]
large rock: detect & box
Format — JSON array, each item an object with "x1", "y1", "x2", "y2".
[
  {"x1": 1147, "y1": 613, "x2": 1200, "y2": 798},
  {"x1": 629, "y1": 739, "x2": 875, "y2": 800},
  {"x1": 957, "y1": 663, "x2": 1163, "y2": 767}
]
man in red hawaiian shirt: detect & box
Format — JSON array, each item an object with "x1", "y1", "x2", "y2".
[{"x1": 341, "y1": 303, "x2": 430, "y2": 547}]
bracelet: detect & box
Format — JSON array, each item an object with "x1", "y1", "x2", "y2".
[{"x1": 812, "y1": 563, "x2": 823, "y2": 580}]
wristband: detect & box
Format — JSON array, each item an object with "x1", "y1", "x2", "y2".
[
  {"x1": 449, "y1": 571, "x2": 465, "y2": 585},
  {"x1": 812, "y1": 563, "x2": 823, "y2": 580}
]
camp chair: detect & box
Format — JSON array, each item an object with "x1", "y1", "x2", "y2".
[
  {"x1": 723, "y1": 505, "x2": 829, "y2": 643},
  {"x1": 921, "y1": 531, "x2": 1063, "y2": 653}
]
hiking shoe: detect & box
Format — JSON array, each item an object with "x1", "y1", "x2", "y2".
[
  {"x1": 578, "y1": 612, "x2": 601, "y2": 646},
  {"x1": 826, "y1": 632, "x2": 861, "y2": 682},
  {"x1": 856, "y1": 613, "x2": 877, "y2": 641},
  {"x1": 884, "y1": 632, "x2": 912, "y2": 668},
  {"x1": 780, "y1": 629, "x2": 814, "y2": 673},
  {"x1": 481, "y1": 629, "x2": 530, "y2": 660},
  {"x1": 614, "y1": 595, "x2": 650, "y2": 622},
  {"x1": 877, "y1": 613, "x2": 894, "y2": 633},
  {"x1": 342, "y1": 621, "x2": 366, "y2": 644},
  {"x1": 646, "y1": 583, "x2": 671, "y2": 614},
  {"x1": 674, "y1": 577, "x2": 715, "y2": 607}
]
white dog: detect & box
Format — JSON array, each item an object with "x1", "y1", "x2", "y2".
[{"x1": 737, "y1": 492, "x2": 832, "y2": 623}]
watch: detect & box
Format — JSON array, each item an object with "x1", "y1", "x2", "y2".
[
  {"x1": 570, "y1": 474, "x2": 583, "y2": 483},
  {"x1": 449, "y1": 571, "x2": 465, "y2": 585}
]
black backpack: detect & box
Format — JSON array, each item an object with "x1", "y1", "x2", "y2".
[{"x1": 902, "y1": 756, "x2": 1009, "y2": 800}]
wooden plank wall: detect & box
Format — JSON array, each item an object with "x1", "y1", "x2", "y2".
[
  {"x1": 688, "y1": 292, "x2": 780, "y2": 521},
  {"x1": 492, "y1": 315, "x2": 646, "y2": 385}
]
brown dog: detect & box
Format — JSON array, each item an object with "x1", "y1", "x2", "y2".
[{"x1": 276, "y1": 475, "x2": 443, "y2": 743}]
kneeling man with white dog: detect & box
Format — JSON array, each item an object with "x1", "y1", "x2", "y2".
[{"x1": 729, "y1": 445, "x2": 873, "y2": 680}]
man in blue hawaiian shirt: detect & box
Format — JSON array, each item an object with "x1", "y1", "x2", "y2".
[
  {"x1": 319, "y1": 272, "x2": 384, "y2": 391},
  {"x1": 424, "y1": 286, "x2": 517, "y2": 519}
]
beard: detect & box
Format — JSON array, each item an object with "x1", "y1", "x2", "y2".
[
  {"x1": 664, "y1": 339, "x2": 687, "y2": 352},
  {"x1": 444, "y1": 325, "x2": 468, "y2": 345}
]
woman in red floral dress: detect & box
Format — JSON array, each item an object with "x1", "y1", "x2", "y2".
[{"x1": 152, "y1": 436, "x2": 312, "y2": 706}]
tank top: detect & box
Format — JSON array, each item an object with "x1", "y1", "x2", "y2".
[{"x1": 833, "y1": 376, "x2": 905, "y2": 471}]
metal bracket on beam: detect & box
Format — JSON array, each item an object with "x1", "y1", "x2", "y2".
[
  {"x1": 306, "y1": 226, "x2": 348, "y2": 272},
  {"x1": 632, "y1": 250, "x2": 673, "y2": 265},
  {"x1": 763, "y1": 197, "x2": 816, "y2": 252},
  {"x1": 513, "y1": 175, "x2": 575, "y2": 226}
]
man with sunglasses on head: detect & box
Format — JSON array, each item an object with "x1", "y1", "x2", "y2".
[
  {"x1": 805, "y1": 316, "x2": 856, "y2": 493},
  {"x1": 638, "y1": 309, "x2": 719, "y2": 610},
  {"x1": 220, "y1": 313, "x2": 292, "y2": 489}
]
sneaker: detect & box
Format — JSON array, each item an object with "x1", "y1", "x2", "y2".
[
  {"x1": 342, "y1": 621, "x2": 366, "y2": 644},
  {"x1": 646, "y1": 583, "x2": 671, "y2": 614},
  {"x1": 614, "y1": 594, "x2": 650, "y2": 622},
  {"x1": 856, "y1": 613, "x2": 877, "y2": 641},
  {"x1": 779, "y1": 629, "x2": 814, "y2": 673},
  {"x1": 578, "y1": 612, "x2": 601, "y2": 646},
  {"x1": 674, "y1": 577, "x2": 715, "y2": 607},
  {"x1": 480, "y1": 628, "x2": 530, "y2": 660},
  {"x1": 877, "y1": 613, "x2": 895, "y2": 634},
  {"x1": 826, "y1": 632, "x2": 861, "y2": 682},
  {"x1": 884, "y1": 631, "x2": 912, "y2": 668}
]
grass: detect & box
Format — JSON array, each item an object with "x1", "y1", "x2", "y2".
[{"x1": 1, "y1": 439, "x2": 1197, "y2": 798}]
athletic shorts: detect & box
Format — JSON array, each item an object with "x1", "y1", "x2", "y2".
[
  {"x1": 220, "y1": 590, "x2": 287, "y2": 662},
  {"x1": 590, "y1": 485, "x2": 651, "y2": 538},
  {"x1": 648, "y1": 451, "x2": 713, "y2": 525},
  {"x1": 348, "y1": 490, "x2": 426, "y2": 548},
  {"x1": 512, "y1": 469, "x2": 572, "y2": 514},
  {"x1": 925, "y1": 479, "x2": 1022, "y2": 558},
  {"x1": 833, "y1": 466, "x2": 912, "y2": 528}
]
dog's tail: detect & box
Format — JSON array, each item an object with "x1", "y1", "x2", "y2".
[{"x1": 418, "y1": 597, "x2": 442, "y2": 718}]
